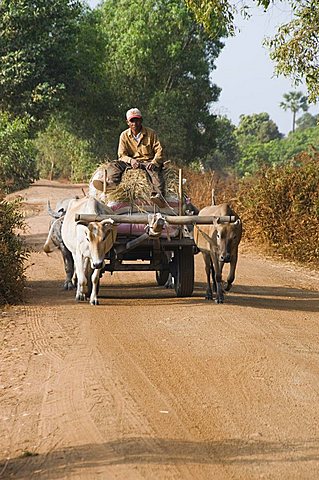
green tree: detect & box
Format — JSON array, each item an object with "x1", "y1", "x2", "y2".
[
  {"x1": 0, "y1": 0, "x2": 83, "y2": 122},
  {"x1": 35, "y1": 116, "x2": 97, "y2": 182},
  {"x1": 98, "y1": 0, "x2": 223, "y2": 164},
  {"x1": 280, "y1": 91, "x2": 308, "y2": 133},
  {"x1": 0, "y1": 112, "x2": 37, "y2": 192},
  {"x1": 64, "y1": 8, "x2": 117, "y2": 157},
  {"x1": 296, "y1": 112, "x2": 318, "y2": 131},
  {"x1": 203, "y1": 116, "x2": 240, "y2": 170},
  {"x1": 235, "y1": 112, "x2": 282, "y2": 145},
  {"x1": 235, "y1": 125, "x2": 319, "y2": 176},
  {"x1": 266, "y1": 1, "x2": 319, "y2": 103}
]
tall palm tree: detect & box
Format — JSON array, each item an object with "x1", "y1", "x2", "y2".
[{"x1": 280, "y1": 91, "x2": 308, "y2": 133}]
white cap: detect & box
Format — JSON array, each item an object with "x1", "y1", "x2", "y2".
[{"x1": 126, "y1": 108, "x2": 142, "y2": 121}]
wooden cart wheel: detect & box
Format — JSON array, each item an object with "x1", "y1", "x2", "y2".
[
  {"x1": 156, "y1": 269, "x2": 170, "y2": 286},
  {"x1": 174, "y1": 246, "x2": 194, "y2": 297}
]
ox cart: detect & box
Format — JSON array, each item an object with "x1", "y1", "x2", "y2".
[
  {"x1": 75, "y1": 171, "x2": 236, "y2": 298},
  {"x1": 75, "y1": 210, "x2": 236, "y2": 297}
]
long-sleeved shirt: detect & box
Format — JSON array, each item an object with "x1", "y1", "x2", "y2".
[{"x1": 118, "y1": 126, "x2": 164, "y2": 166}]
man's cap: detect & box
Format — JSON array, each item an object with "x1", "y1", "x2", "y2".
[{"x1": 126, "y1": 108, "x2": 142, "y2": 121}]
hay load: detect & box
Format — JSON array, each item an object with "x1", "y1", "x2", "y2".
[{"x1": 89, "y1": 162, "x2": 186, "y2": 212}]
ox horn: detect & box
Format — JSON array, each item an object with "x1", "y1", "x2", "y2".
[
  {"x1": 76, "y1": 220, "x2": 90, "y2": 227},
  {"x1": 100, "y1": 218, "x2": 115, "y2": 225}
]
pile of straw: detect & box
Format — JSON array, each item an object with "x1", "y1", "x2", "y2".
[{"x1": 104, "y1": 163, "x2": 184, "y2": 205}]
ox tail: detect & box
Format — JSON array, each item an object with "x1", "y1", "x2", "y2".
[{"x1": 47, "y1": 200, "x2": 62, "y2": 219}]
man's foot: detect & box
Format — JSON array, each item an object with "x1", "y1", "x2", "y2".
[{"x1": 150, "y1": 193, "x2": 166, "y2": 208}]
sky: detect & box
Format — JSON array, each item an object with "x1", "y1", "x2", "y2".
[
  {"x1": 212, "y1": 1, "x2": 317, "y2": 135},
  {"x1": 88, "y1": 0, "x2": 317, "y2": 136}
]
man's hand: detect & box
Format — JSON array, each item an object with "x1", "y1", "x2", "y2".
[
  {"x1": 146, "y1": 162, "x2": 155, "y2": 171},
  {"x1": 130, "y1": 158, "x2": 139, "y2": 169}
]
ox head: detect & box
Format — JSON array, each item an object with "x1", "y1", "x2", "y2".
[
  {"x1": 43, "y1": 217, "x2": 64, "y2": 253},
  {"x1": 77, "y1": 218, "x2": 117, "y2": 269},
  {"x1": 213, "y1": 218, "x2": 242, "y2": 263}
]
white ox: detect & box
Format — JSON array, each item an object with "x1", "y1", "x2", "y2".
[
  {"x1": 61, "y1": 196, "x2": 117, "y2": 305},
  {"x1": 44, "y1": 197, "x2": 78, "y2": 290}
]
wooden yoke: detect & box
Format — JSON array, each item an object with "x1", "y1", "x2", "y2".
[{"x1": 75, "y1": 213, "x2": 237, "y2": 225}]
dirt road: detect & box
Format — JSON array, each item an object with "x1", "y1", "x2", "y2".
[{"x1": 1, "y1": 180, "x2": 319, "y2": 479}]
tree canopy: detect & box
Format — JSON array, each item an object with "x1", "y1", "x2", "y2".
[
  {"x1": 296, "y1": 112, "x2": 318, "y2": 131},
  {"x1": 0, "y1": 0, "x2": 83, "y2": 122},
  {"x1": 266, "y1": 0, "x2": 319, "y2": 103},
  {"x1": 235, "y1": 112, "x2": 282, "y2": 145},
  {"x1": 1, "y1": 0, "x2": 318, "y2": 188},
  {"x1": 98, "y1": 0, "x2": 224, "y2": 163}
]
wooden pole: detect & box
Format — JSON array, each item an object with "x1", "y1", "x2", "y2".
[
  {"x1": 103, "y1": 167, "x2": 107, "y2": 196},
  {"x1": 178, "y1": 168, "x2": 183, "y2": 217},
  {"x1": 75, "y1": 213, "x2": 237, "y2": 225}
]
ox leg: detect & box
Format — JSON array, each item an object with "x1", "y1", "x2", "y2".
[
  {"x1": 59, "y1": 242, "x2": 75, "y2": 290},
  {"x1": 211, "y1": 256, "x2": 224, "y2": 304},
  {"x1": 89, "y1": 268, "x2": 101, "y2": 305},
  {"x1": 211, "y1": 259, "x2": 217, "y2": 293},
  {"x1": 225, "y1": 254, "x2": 238, "y2": 291},
  {"x1": 202, "y1": 253, "x2": 213, "y2": 300},
  {"x1": 74, "y1": 253, "x2": 88, "y2": 302},
  {"x1": 86, "y1": 262, "x2": 93, "y2": 297}
]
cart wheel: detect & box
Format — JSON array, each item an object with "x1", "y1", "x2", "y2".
[
  {"x1": 156, "y1": 269, "x2": 170, "y2": 286},
  {"x1": 155, "y1": 253, "x2": 170, "y2": 286},
  {"x1": 174, "y1": 246, "x2": 194, "y2": 297}
]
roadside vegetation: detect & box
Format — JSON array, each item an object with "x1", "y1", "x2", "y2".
[
  {"x1": 0, "y1": 195, "x2": 29, "y2": 305},
  {"x1": 0, "y1": 0, "x2": 318, "y2": 302},
  {"x1": 186, "y1": 150, "x2": 319, "y2": 268}
]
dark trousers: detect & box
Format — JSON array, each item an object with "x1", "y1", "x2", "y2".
[{"x1": 107, "y1": 161, "x2": 165, "y2": 196}]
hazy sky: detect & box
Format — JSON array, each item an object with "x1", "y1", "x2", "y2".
[
  {"x1": 87, "y1": 0, "x2": 317, "y2": 135},
  {"x1": 212, "y1": 1, "x2": 317, "y2": 135}
]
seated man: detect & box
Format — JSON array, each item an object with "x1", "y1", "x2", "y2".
[{"x1": 106, "y1": 108, "x2": 166, "y2": 208}]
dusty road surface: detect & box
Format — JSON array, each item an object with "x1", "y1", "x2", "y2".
[{"x1": 1, "y1": 179, "x2": 319, "y2": 480}]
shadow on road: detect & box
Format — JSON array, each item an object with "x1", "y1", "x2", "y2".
[
  {"x1": 23, "y1": 279, "x2": 319, "y2": 312},
  {"x1": 216, "y1": 283, "x2": 319, "y2": 313},
  {"x1": 22, "y1": 233, "x2": 48, "y2": 249},
  {"x1": 1, "y1": 436, "x2": 318, "y2": 479}
]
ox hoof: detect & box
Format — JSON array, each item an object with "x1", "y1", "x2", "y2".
[
  {"x1": 64, "y1": 281, "x2": 75, "y2": 291},
  {"x1": 76, "y1": 293, "x2": 87, "y2": 302},
  {"x1": 224, "y1": 282, "x2": 232, "y2": 292},
  {"x1": 205, "y1": 294, "x2": 213, "y2": 301},
  {"x1": 215, "y1": 297, "x2": 224, "y2": 304},
  {"x1": 90, "y1": 298, "x2": 99, "y2": 306}
]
